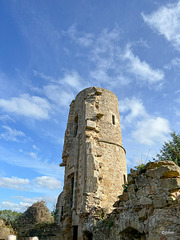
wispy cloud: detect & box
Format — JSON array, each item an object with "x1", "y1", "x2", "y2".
[
  {"x1": 89, "y1": 26, "x2": 130, "y2": 87},
  {"x1": 0, "y1": 125, "x2": 25, "y2": 142},
  {"x1": 32, "y1": 70, "x2": 84, "y2": 107},
  {"x1": 0, "y1": 176, "x2": 62, "y2": 192},
  {"x1": 119, "y1": 97, "x2": 147, "y2": 123},
  {"x1": 142, "y1": 1, "x2": 180, "y2": 51},
  {"x1": 33, "y1": 176, "x2": 62, "y2": 190},
  {"x1": 43, "y1": 84, "x2": 73, "y2": 108},
  {"x1": 0, "y1": 94, "x2": 51, "y2": 120},
  {"x1": 31, "y1": 26, "x2": 165, "y2": 97},
  {"x1": 132, "y1": 117, "x2": 171, "y2": 145},
  {"x1": 0, "y1": 145, "x2": 63, "y2": 179},
  {"x1": 1, "y1": 195, "x2": 58, "y2": 212},
  {"x1": 0, "y1": 114, "x2": 15, "y2": 123},
  {"x1": 60, "y1": 71, "x2": 84, "y2": 91},
  {"x1": 119, "y1": 97, "x2": 171, "y2": 146},
  {"x1": 64, "y1": 24, "x2": 94, "y2": 47},
  {"x1": 0, "y1": 201, "x2": 31, "y2": 212},
  {"x1": 87, "y1": 27, "x2": 164, "y2": 88},
  {"x1": 32, "y1": 70, "x2": 55, "y2": 82},
  {"x1": 19, "y1": 149, "x2": 37, "y2": 159},
  {"x1": 0, "y1": 176, "x2": 29, "y2": 190},
  {"x1": 122, "y1": 45, "x2": 164, "y2": 84},
  {"x1": 32, "y1": 144, "x2": 40, "y2": 151},
  {"x1": 13, "y1": 195, "x2": 57, "y2": 204}
]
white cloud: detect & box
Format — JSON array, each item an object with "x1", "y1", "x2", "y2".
[
  {"x1": 32, "y1": 144, "x2": 40, "y2": 151},
  {"x1": 0, "y1": 195, "x2": 58, "y2": 212},
  {"x1": 142, "y1": 1, "x2": 180, "y2": 51},
  {"x1": 0, "y1": 125, "x2": 25, "y2": 142},
  {"x1": 119, "y1": 97, "x2": 171, "y2": 146},
  {"x1": 43, "y1": 71, "x2": 84, "y2": 106},
  {"x1": 171, "y1": 58, "x2": 180, "y2": 66},
  {"x1": 0, "y1": 94, "x2": 51, "y2": 120},
  {"x1": 88, "y1": 27, "x2": 164, "y2": 87},
  {"x1": 89, "y1": 27, "x2": 131, "y2": 87},
  {"x1": 132, "y1": 117, "x2": 171, "y2": 146},
  {"x1": 20, "y1": 147, "x2": 38, "y2": 159},
  {"x1": 34, "y1": 176, "x2": 62, "y2": 190},
  {"x1": 1, "y1": 201, "x2": 31, "y2": 212},
  {"x1": 119, "y1": 97, "x2": 147, "y2": 123},
  {"x1": 14, "y1": 195, "x2": 57, "y2": 204},
  {"x1": 122, "y1": 46, "x2": 164, "y2": 84},
  {"x1": 65, "y1": 24, "x2": 94, "y2": 47},
  {"x1": 43, "y1": 84, "x2": 73, "y2": 106},
  {"x1": 0, "y1": 175, "x2": 62, "y2": 192},
  {"x1": 0, "y1": 177, "x2": 29, "y2": 190},
  {"x1": 1, "y1": 145, "x2": 63, "y2": 179},
  {"x1": 32, "y1": 70, "x2": 55, "y2": 82},
  {"x1": 61, "y1": 71, "x2": 83, "y2": 91},
  {"x1": 0, "y1": 114, "x2": 15, "y2": 123},
  {"x1": 27, "y1": 152, "x2": 37, "y2": 159}
]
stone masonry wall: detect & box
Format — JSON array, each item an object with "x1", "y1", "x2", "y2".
[
  {"x1": 57, "y1": 87, "x2": 127, "y2": 239},
  {"x1": 86, "y1": 161, "x2": 180, "y2": 240}
]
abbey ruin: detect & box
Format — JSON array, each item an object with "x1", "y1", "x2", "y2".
[
  {"x1": 1, "y1": 87, "x2": 179, "y2": 240},
  {"x1": 55, "y1": 87, "x2": 180, "y2": 240}
]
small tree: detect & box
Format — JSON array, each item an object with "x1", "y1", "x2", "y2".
[
  {"x1": 0, "y1": 210, "x2": 22, "y2": 223},
  {"x1": 154, "y1": 132, "x2": 180, "y2": 166}
]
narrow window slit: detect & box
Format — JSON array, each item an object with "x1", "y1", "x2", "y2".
[
  {"x1": 74, "y1": 115, "x2": 78, "y2": 137},
  {"x1": 123, "y1": 174, "x2": 126, "y2": 184},
  {"x1": 73, "y1": 226, "x2": 78, "y2": 240},
  {"x1": 112, "y1": 115, "x2": 115, "y2": 125},
  {"x1": 70, "y1": 176, "x2": 74, "y2": 209}
]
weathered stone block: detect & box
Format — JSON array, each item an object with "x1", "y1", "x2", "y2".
[
  {"x1": 159, "y1": 178, "x2": 180, "y2": 190},
  {"x1": 144, "y1": 182, "x2": 157, "y2": 195},
  {"x1": 140, "y1": 197, "x2": 152, "y2": 205},
  {"x1": 136, "y1": 188, "x2": 147, "y2": 199},
  {"x1": 86, "y1": 120, "x2": 96, "y2": 130},
  {"x1": 138, "y1": 208, "x2": 147, "y2": 219},
  {"x1": 153, "y1": 196, "x2": 167, "y2": 208},
  {"x1": 146, "y1": 165, "x2": 180, "y2": 179},
  {"x1": 0, "y1": 227, "x2": 11, "y2": 240},
  {"x1": 135, "y1": 174, "x2": 148, "y2": 188},
  {"x1": 127, "y1": 174, "x2": 135, "y2": 184},
  {"x1": 118, "y1": 192, "x2": 129, "y2": 201},
  {"x1": 162, "y1": 165, "x2": 180, "y2": 178},
  {"x1": 145, "y1": 161, "x2": 175, "y2": 170}
]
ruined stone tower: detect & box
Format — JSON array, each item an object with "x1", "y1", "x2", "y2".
[{"x1": 56, "y1": 87, "x2": 127, "y2": 239}]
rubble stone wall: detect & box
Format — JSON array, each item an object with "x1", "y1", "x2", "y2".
[{"x1": 86, "y1": 161, "x2": 180, "y2": 240}]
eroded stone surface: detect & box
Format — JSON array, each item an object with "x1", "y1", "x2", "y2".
[
  {"x1": 56, "y1": 87, "x2": 127, "y2": 239},
  {"x1": 46, "y1": 88, "x2": 180, "y2": 240},
  {"x1": 89, "y1": 161, "x2": 180, "y2": 240}
]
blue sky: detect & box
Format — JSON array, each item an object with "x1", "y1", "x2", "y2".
[{"x1": 0, "y1": 0, "x2": 179, "y2": 212}]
